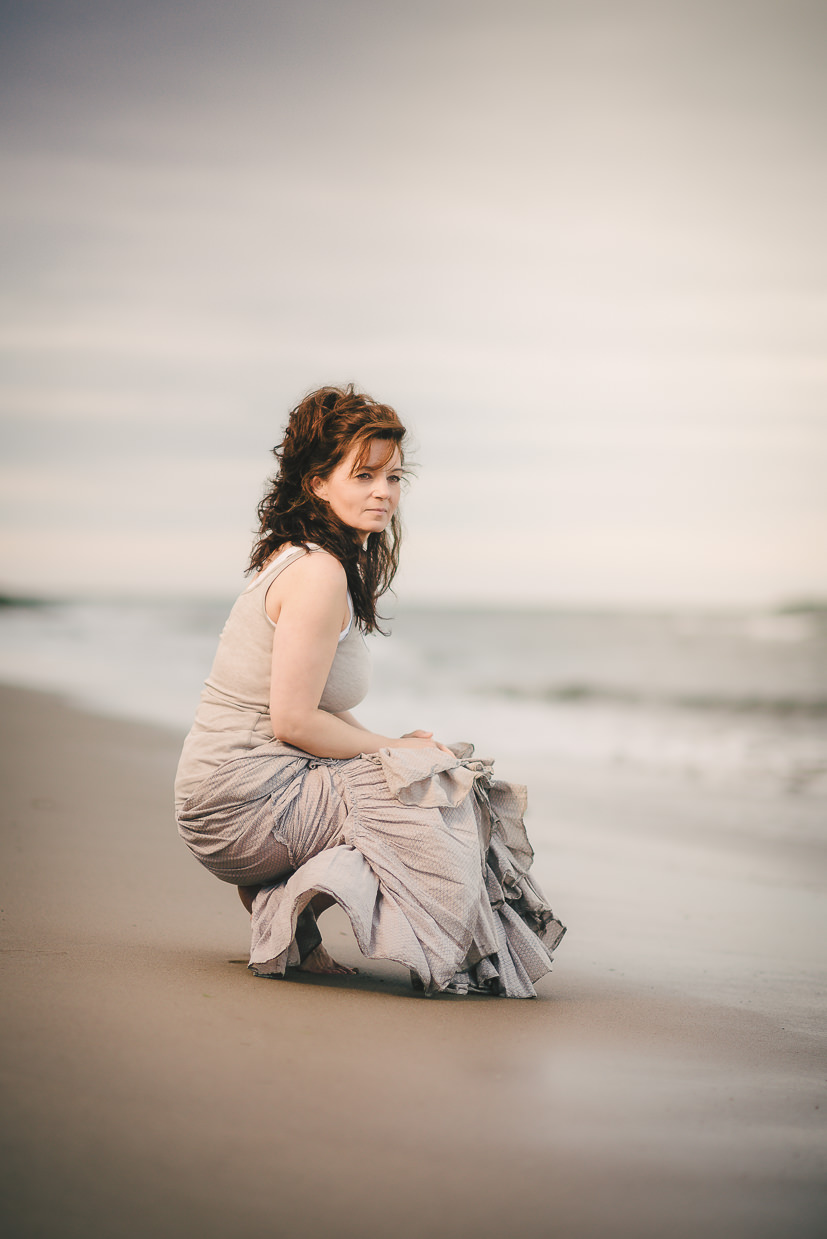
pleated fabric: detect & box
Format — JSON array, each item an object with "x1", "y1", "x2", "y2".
[{"x1": 177, "y1": 740, "x2": 565, "y2": 998}]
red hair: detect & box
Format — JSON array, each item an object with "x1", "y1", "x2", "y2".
[{"x1": 248, "y1": 385, "x2": 407, "y2": 632}]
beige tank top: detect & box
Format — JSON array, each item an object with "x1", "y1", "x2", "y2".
[{"x1": 174, "y1": 545, "x2": 371, "y2": 811}]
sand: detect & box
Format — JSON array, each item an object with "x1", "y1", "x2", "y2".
[{"x1": 1, "y1": 684, "x2": 824, "y2": 1239}]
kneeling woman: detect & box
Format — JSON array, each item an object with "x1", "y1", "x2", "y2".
[{"x1": 175, "y1": 386, "x2": 565, "y2": 996}]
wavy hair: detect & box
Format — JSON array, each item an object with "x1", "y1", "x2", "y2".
[{"x1": 247, "y1": 385, "x2": 407, "y2": 632}]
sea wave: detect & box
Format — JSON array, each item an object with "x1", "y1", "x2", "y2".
[
  {"x1": 484, "y1": 682, "x2": 827, "y2": 716},
  {"x1": 0, "y1": 595, "x2": 824, "y2": 796}
]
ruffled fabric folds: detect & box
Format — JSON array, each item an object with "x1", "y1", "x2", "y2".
[{"x1": 245, "y1": 742, "x2": 565, "y2": 998}]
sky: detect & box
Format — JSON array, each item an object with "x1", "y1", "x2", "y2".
[{"x1": 1, "y1": 0, "x2": 825, "y2": 608}]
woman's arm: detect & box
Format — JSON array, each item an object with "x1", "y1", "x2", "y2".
[
  {"x1": 335, "y1": 710, "x2": 445, "y2": 750},
  {"x1": 332, "y1": 710, "x2": 369, "y2": 731},
  {"x1": 268, "y1": 552, "x2": 444, "y2": 759}
]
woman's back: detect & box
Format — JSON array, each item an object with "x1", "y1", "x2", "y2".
[{"x1": 174, "y1": 545, "x2": 370, "y2": 811}]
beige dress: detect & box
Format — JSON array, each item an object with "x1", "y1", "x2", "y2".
[{"x1": 175, "y1": 545, "x2": 565, "y2": 997}]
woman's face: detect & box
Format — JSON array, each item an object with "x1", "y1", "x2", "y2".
[{"x1": 312, "y1": 438, "x2": 403, "y2": 538}]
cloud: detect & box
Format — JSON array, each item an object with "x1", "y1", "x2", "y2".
[{"x1": 1, "y1": 1, "x2": 825, "y2": 603}]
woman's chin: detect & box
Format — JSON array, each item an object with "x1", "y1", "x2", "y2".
[{"x1": 355, "y1": 521, "x2": 389, "y2": 538}]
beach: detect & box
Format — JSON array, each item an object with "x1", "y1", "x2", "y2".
[
  {"x1": 1, "y1": 683, "x2": 824, "y2": 1238},
  {"x1": 2, "y1": 0, "x2": 826, "y2": 1231}
]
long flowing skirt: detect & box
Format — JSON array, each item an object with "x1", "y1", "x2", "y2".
[{"x1": 177, "y1": 741, "x2": 565, "y2": 998}]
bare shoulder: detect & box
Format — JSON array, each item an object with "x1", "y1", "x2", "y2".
[
  {"x1": 265, "y1": 546, "x2": 346, "y2": 624},
  {"x1": 286, "y1": 547, "x2": 346, "y2": 589}
]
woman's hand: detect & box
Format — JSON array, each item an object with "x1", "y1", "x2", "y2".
[{"x1": 396, "y1": 730, "x2": 454, "y2": 756}]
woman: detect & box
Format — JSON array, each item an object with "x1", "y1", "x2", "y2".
[{"x1": 175, "y1": 385, "x2": 565, "y2": 996}]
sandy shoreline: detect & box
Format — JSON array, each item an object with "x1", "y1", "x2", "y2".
[{"x1": 1, "y1": 684, "x2": 824, "y2": 1238}]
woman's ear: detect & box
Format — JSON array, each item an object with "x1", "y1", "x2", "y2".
[{"x1": 310, "y1": 476, "x2": 328, "y2": 502}]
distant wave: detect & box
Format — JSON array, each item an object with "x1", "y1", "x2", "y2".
[
  {"x1": 775, "y1": 598, "x2": 827, "y2": 615},
  {"x1": 0, "y1": 593, "x2": 54, "y2": 609},
  {"x1": 485, "y1": 682, "x2": 827, "y2": 716}
]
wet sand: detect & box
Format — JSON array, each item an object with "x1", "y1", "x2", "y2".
[{"x1": 1, "y1": 684, "x2": 824, "y2": 1238}]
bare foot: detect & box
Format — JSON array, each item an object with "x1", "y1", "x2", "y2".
[{"x1": 296, "y1": 944, "x2": 358, "y2": 975}]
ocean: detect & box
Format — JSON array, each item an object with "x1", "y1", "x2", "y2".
[{"x1": 1, "y1": 594, "x2": 824, "y2": 801}]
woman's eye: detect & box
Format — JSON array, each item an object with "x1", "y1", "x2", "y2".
[{"x1": 389, "y1": 475, "x2": 402, "y2": 484}]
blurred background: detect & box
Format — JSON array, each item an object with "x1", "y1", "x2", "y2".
[{"x1": 1, "y1": 0, "x2": 825, "y2": 794}]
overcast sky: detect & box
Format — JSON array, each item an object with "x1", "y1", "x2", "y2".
[{"x1": 1, "y1": 0, "x2": 824, "y2": 607}]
